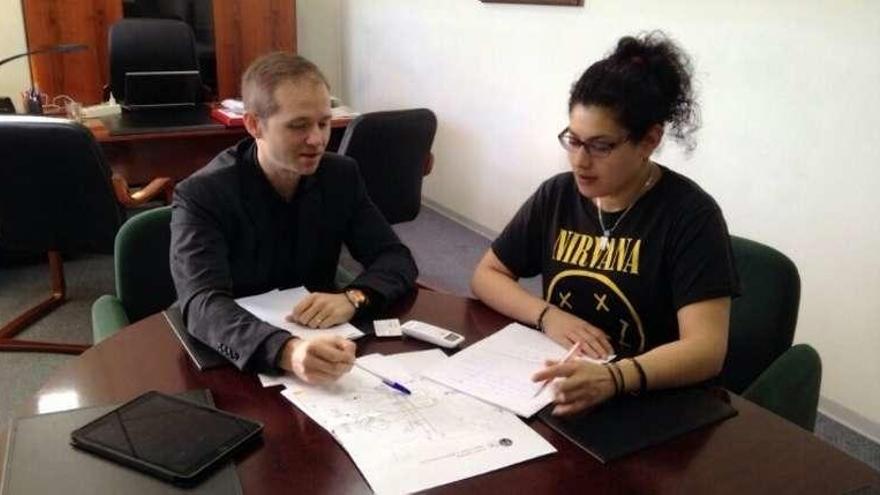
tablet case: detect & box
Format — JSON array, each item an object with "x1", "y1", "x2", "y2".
[
  {"x1": 1, "y1": 390, "x2": 242, "y2": 495},
  {"x1": 163, "y1": 305, "x2": 228, "y2": 371},
  {"x1": 539, "y1": 387, "x2": 737, "y2": 463}
]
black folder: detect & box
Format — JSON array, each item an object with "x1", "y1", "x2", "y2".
[
  {"x1": 163, "y1": 305, "x2": 228, "y2": 371},
  {"x1": 538, "y1": 387, "x2": 737, "y2": 463},
  {"x1": 1, "y1": 390, "x2": 242, "y2": 495}
]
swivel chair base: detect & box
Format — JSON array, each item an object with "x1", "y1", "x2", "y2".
[{"x1": 0, "y1": 250, "x2": 90, "y2": 355}]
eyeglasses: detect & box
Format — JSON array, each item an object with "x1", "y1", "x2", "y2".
[{"x1": 557, "y1": 128, "x2": 629, "y2": 158}]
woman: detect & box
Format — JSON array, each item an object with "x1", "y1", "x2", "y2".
[{"x1": 471, "y1": 32, "x2": 740, "y2": 416}]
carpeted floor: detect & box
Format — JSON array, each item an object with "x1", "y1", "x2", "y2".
[{"x1": 0, "y1": 205, "x2": 877, "y2": 472}]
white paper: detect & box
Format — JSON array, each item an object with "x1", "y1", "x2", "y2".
[
  {"x1": 281, "y1": 351, "x2": 555, "y2": 494},
  {"x1": 259, "y1": 349, "x2": 448, "y2": 389},
  {"x1": 422, "y1": 323, "x2": 611, "y2": 417},
  {"x1": 235, "y1": 287, "x2": 364, "y2": 340}
]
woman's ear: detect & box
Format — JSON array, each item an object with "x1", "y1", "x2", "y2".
[{"x1": 640, "y1": 123, "x2": 664, "y2": 157}]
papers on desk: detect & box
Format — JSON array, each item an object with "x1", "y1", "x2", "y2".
[
  {"x1": 279, "y1": 350, "x2": 555, "y2": 494},
  {"x1": 422, "y1": 323, "x2": 613, "y2": 418},
  {"x1": 235, "y1": 287, "x2": 364, "y2": 341}
]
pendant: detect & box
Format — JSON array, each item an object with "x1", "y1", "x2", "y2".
[{"x1": 599, "y1": 234, "x2": 609, "y2": 250}]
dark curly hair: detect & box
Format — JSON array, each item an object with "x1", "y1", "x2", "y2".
[{"x1": 569, "y1": 31, "x2": 700, "y2": 151}]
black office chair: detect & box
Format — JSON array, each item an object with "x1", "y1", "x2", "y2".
[
  {"x1": 0, "y1": 116, "x2": 171, "y2": 354},
  {"x1": 107, "y1": 18, "x2": 201, "y2": 103},
  {"x1": 721, "y1": 236, "x2": 822, "y2": 431},
  {"x1": 337, "y1": 108, "x2": 437, "y2": 224}
]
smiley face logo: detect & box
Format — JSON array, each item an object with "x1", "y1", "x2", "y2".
[{"x1": 546, "y1": 269, "x2": 645, "y2": 353}]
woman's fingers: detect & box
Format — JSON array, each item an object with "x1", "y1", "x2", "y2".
[{"x1": 552, "y1": 398, "x2": 591, "y2": 416}]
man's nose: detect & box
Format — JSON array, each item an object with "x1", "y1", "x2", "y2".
[{"x1": 305, "y1": 125, "x2": 325, "y2": 146}]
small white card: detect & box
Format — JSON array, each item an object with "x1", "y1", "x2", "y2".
[{"x1": 373, "y1": 318, "x2": 402, "y2": 337}]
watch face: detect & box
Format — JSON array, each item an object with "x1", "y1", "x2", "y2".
[{"x1": 347, "y1": 290, "x2": 366, "y2": 308}]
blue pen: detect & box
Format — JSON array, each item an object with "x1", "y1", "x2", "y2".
[{"x1": 353, "y1": 363, "x2": 412, "y2": 395}]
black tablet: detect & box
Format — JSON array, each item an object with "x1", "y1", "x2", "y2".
[{"x1": 70, "y1": 391, "x2": 262, "y2": 485}]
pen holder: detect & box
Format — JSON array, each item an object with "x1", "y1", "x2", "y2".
[{"x1": 21, "y1": 88, "x2": 45, "y2": 115}]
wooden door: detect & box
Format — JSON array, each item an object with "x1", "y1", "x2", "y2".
[
  {"x1": 212, "y1": 0, "x2": 296, "y2": 99},
  {"x1": 22, "y1": 0, "x2": 122, "y2": 105}
]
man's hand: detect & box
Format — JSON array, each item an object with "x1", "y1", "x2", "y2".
[
  {"x1": 542, "y1": 307, "x2": 614, "y2": 359},
  {"x1": 531, "y1": 360, "x2": 616, "y2": 416},
  {"x1": 287, "y1": 292, "x2": 356, "y2": 328},
  {"x1": 278, "y1": 336, "x2": 355, "y2": 384}
]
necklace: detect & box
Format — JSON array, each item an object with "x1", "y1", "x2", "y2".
[{"x1": 596, "y1": 163, "x2": 656, "y2": 250}]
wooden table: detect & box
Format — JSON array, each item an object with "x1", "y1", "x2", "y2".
[
  {"x1": 2, "y1": 290, "x2": 877, "y2": 494},
  {"x1": 85, "y1": 116, "x2": 352, "y2": 186}
]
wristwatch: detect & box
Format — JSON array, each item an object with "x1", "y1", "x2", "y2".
[{"x1": 345, "y1": 288, "x2": 369, "y2": 311}]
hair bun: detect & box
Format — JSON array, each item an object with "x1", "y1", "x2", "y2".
[{"x1": 569, "y1": 30, "x2": 699, "y2": 152}]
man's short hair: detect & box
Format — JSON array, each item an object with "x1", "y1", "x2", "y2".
[{"x1": 241, "y1": 52, "x2": 329, "y2": 120}]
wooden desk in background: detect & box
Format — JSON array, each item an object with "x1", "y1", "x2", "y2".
[
  {"x1": 84, "y1": 116, "x2": 352, "y2": 186},
  {"x1": 0, "y1": 290, "x2": 877, "y2": 494}
]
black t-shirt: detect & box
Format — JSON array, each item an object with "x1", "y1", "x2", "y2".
[{"x1": 492, "y1": 165, "x2": 740, "y2": 356}]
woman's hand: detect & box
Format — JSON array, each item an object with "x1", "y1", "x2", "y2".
[
  {"x1": 542, "y1": 307, "x2": 614, "y2": 359},
  {"x1": 532, "y1": 360, "x2": 616, "y2": 415}
]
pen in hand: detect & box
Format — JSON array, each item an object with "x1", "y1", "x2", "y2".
[
  {"x1": 532, "y1": 342, "x2": 581, "y2": 398},
  {"x1": 353, "y1": 363, "x2": 412, "y2": 395}
]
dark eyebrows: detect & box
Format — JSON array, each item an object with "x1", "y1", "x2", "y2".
[{"x1": 565, "y1": 130, "x2": 617, "y2": 144}]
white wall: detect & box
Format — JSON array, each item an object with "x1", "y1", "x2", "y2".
[
  {"x1": 297, "y1": 0, "x2": 344, "y2": 96},
  {"x1": 0, "y1": 0, "x2": 31, "y2": 112},
  {"x1": 339, "y1": 0, "x2": 880, "y2": 432}
]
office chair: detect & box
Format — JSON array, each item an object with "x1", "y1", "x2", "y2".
[
  {"x1": 107, "y1": 18, "x2": 201, "y2": 103},
  {"x1": 0, "y1": 116, "x2": 170, "y2": 354},
  {"x1": 92, "y1": 206, "x2": 175, "y2": 343},
  {"x1": 721, "y1": 236, "x2": 822, "y2": 431},
  {"x1": 337, "y1": 108, "x2": 438, "y2": 224}
]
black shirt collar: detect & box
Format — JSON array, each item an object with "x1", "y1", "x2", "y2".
[{"x1": 236, "y1": 138, "x2": 319, "y2": 205}]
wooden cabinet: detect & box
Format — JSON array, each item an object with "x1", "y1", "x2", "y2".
[{"x1": 21, "y1": 0, "x2": 296, "y2": 105}]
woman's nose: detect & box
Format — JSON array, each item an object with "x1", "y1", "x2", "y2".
[{"x1": 570, "y1": 147, "x2": 592, "y2": 170}]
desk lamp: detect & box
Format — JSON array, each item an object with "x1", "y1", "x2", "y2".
[{"x1": 0, "y1": 43, "x2": 88, "y2": 114}]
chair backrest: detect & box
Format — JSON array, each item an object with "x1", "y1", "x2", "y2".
[
  {"x1": 0, "y1": 116, "x2": 123, "y2": 254},
  {"x1": 337, "y1": 108, "x2": 437, "y2": 224},
  {"x1": 115, "y1": 206, "x2": 176, "y2": 322},
  {"x1": 720, "y1": 236, "x2": 801, "y2": 394},
  {"x1": 108, "y1": 18, "x2": 200, "y2": 103}
]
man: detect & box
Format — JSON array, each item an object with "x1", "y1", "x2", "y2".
[{"x1": 170, "y1": 52, "x2": 418, "y2": 383}]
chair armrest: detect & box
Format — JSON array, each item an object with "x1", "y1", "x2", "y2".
[
  {"x1": 91, "y1": 294, "x2": 130, "y2": 344},
  {"x1": 112, "y1": 174, "x2": 174, "y2": 207},
  {"x1": 742, "y1": 343, "x2": 822, "y2": 431}
]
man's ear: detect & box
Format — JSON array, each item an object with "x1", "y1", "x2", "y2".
[{"x1": 243, "y1": 112, "x2": 262, "y2": 139}]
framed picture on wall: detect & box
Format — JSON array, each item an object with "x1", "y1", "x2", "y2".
[{"x1": 480, "y1": 0, "x2": 584, "y2": 5}]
